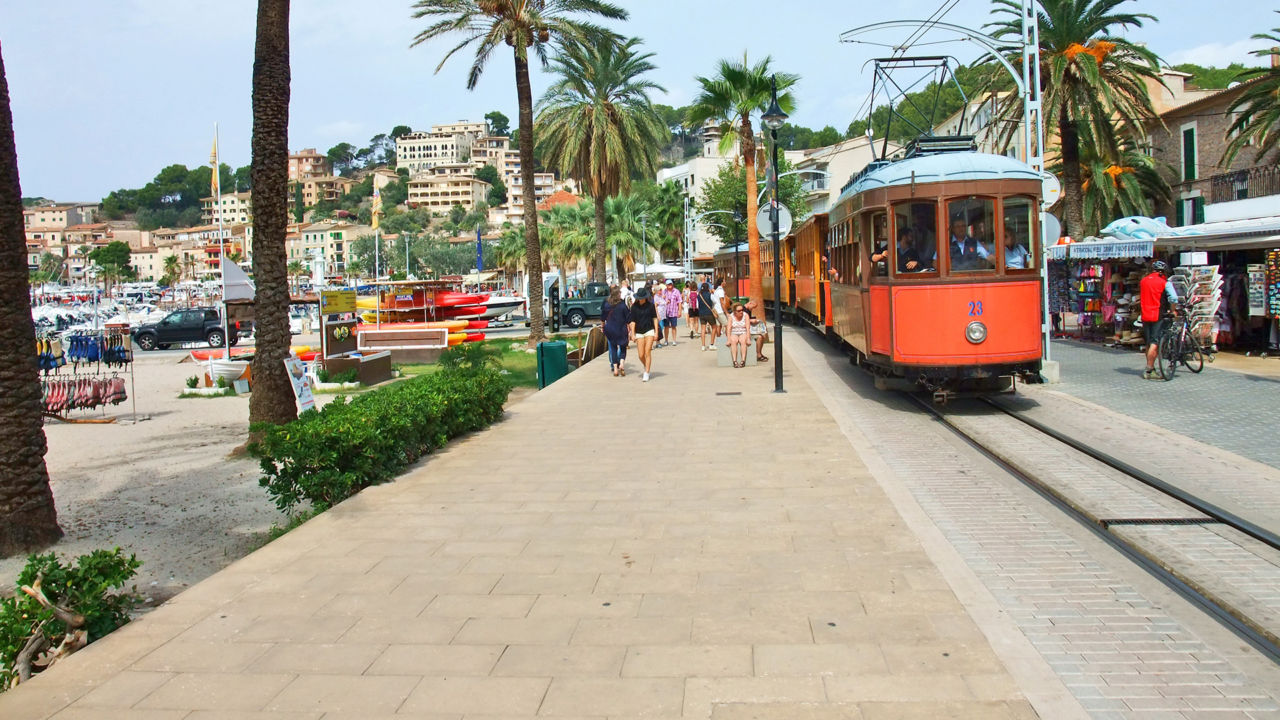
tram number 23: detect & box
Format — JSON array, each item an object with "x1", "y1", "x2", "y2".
[{"x1": 967, "y1": 301, "x2": 984, "y2": 316}]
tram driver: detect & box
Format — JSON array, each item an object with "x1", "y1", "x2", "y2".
[{"x1": 945, "y1": 212, "x2": 993, "y2": 271}]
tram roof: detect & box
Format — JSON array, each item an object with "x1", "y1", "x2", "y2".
[{"x1": 838, "y1": 152, "x2": 1041, "y2": 204}]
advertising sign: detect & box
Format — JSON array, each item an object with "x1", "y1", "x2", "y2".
[
  {"x1": 320, "y1": 289, "x2": 357, "y2": 315},
  {"x1": 283, "y1": 357, "x2": 316, "y2": 413}
]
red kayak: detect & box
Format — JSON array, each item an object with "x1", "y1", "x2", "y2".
[
  {"x1": 436, "y1": 290, "x2": 489, "y2": 307},
  {"x1": 466, "y1": 319, "x2": 490, "y2": 330},
  {"x1": 465, "y1": 332, "x2": 485, "y2": 342},
  {"x1": 189, "y1": 348, "x2": 253, "y2": 361}
]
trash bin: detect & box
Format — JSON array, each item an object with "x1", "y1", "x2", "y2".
[{"x1": 536, "y1": 340, "x2": 569, "y2": 389}]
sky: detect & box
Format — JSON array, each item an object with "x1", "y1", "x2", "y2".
[{"x1": 2, "y1": 0, "x2": 1276, "y2": 202}]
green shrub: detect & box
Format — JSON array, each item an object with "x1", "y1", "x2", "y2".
[
  {"x1": 316, "y1": 367, "x2": 357, "y2": 384},
  {"x1": 249, "y1": 359, "x2": 510, "y2": 513},
  {"x1": 185, "y1": 376, "x2": 199, "y2": 389},
  {"x1": 0, "y1": 549, "x2": 141, "y2": 692},
  {"x1": 214, "y1": 376, "x2": 228, "y2": 389}
]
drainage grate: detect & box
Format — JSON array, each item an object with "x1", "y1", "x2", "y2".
[
  {"x1": 715, "y1": 391, "x2": 742, "y2": 396},
  {"x1": 1100, "y1": 518, "x2": 1217, "y2": 528}
]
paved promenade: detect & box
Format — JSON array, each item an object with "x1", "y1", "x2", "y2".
[{"x1": 0, "y1": 333, "x2": 1061, "y2": 719}]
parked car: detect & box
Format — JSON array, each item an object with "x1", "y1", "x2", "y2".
[
  {"x1": 559, "y1": 282, "x2": 610, "y2": 328},
  {"x1": 132, "y1": 308, "x2": 236, "y2": 351}
]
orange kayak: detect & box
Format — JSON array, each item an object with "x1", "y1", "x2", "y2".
[
  {"x1": 447, "y1": 332, "x2": 466, "y2": 346},
  {"x1": 189, "y1": 348, "x2": 252, "y2": 361}
]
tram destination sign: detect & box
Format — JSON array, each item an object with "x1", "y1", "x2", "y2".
[{"x1": 756, "y1": 201, "x2": 793, "y2": 238}]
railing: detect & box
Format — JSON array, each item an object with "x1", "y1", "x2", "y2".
[{"x1": 1209, "y1": 165, "x2": 1280, "y2": 203}]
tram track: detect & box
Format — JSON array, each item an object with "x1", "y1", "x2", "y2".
[{"x1": 908, "y1": 392, "x2": 1280, "y2": 665}]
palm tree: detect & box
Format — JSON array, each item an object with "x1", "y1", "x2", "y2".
[
  {"x1": 686, "y1": 54, "x2": 798, "y2": 314},
  {"x1": 1224, "y1": 19, "x2": 1280, "y2": 164},
  {"x1": 536, "y1": 37, "x2": 667, "y2": 284},
  {"x1": 985, "y1": 0, "x2": 1163, "y2": 239},
  {"x1": 494, "y1": 226, "x2": 525, "y2": 283},
  {"x1": 287, "y1": 259, "x2": 304, "y2": 294},
  {"x1": 0, "y1": 43, "x2": 61, "y2": 556},
  {"x1": 248, "y1": 0, "x2": 297, "y2": 435},
  {"x1": 603, "y1": 193, "x2": 650, "y2": 276},
  {"x1": 410, "y1": 0, "x2": 626, "y2": 345},
  {"x1": 540, "y1": 202, "x2": 592, "y2": 287},
  {"x1": 1062, "y1": 142, "x2": 1171, "y2": 236},
  {"x1": 645, "y1": 180, "x2": 685, "y2": 263},
  {"x1": 162, "y1": 254, "x2": 180, "y2": 285}
]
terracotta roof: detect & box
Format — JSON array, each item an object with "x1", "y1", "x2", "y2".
[{"x1": 537, "y1": 190, "x2": 581, "y2": 211}]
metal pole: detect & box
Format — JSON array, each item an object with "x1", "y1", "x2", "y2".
[
  {"x1": 406, "y1": 234, "x2": 411, "y2": 278},
  {"x1": 214, "y1": 122, "x2": 230, "y2": 361},
  {"x1": 770, "y1": 80, "x2": 784, "y2": 393}
]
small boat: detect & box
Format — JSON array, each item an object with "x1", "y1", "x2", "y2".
[
  {"x1": 465, "y1": 332, "x2": 485, "y2": 342},
  {"x1": 189, "y1": 348, "x2": 253, "y2": 362},
  {"x1": 207, "y1": 359, "x2": 250, "y2": 383},
  {"x1": 476, "y1": 296, "x2": 524, "y2": 319}
]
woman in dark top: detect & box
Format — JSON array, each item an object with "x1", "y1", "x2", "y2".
[
  {"x1": 628, "y1": 286, "x2": 660, "y2": 382},
  {"x1": 600, "y1": 286, "x2": 631, "y2": 377}
]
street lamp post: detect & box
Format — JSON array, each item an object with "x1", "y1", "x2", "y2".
[{"x1": 762, "y1": 75, "x2": 788, "y2": 393}]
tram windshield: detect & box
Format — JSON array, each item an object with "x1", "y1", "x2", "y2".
[
  {"x1": 1002, "y1": 196, "x2": 1037, "y2": 271},
  {"x1": 945, "y1": 198, "x2": 996, "y2": 273}
]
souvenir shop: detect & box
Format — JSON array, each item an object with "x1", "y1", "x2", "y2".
[
  {"x1": 1047, "y1": 237, "x2": 1157, "y2": 347},
  {"x1": 35, "y1": 324, "x2": 136, "y2": 423}
]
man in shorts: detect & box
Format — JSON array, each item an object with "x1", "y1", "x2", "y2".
[
  {"x1": 661, "y1": 279, "x2": 682, "y2": 347},
  {"x1": 1140, "y1": 260, "x2": 1178, "y2": 380}
]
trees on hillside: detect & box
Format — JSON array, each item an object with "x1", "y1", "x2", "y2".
[
  {"x1": 475, "y1": 164, "x2": 508, "y2": 206},
  {"x1": 687, "y1": 53, "x2": 798, "y2": 315},
  {"x1": 0, "y1": 41, "x2": 61, "y2": 556},
  {"x1": 485, "y1": 110, "x2": 510, "y2": 137},
  {"x1": 410, "y1": 0, "x2": 627, "y2": 346},
  {"x1": 537, "y1": 36, "x2": 667, "y2": 283},
  {"x1": 986, "y1": 0, "x2": 1163, "y2": 239},
  {"x1": 247, "y1": 0, "x2": 297, "y2": 435}
]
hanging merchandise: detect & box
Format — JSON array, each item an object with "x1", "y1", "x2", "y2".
[
  {"x1": 35, "y1": 335, "x2": 66, "y2": 373},
  {"x1": 41, "y1": 376, "x2": 128, "y2": 414},
  {"x1": 1267, "y1": 250, "x2": 1280, "y2": 319},
  {"x1": 39, "y1": 328, "x2": 136, "y2": 422}
]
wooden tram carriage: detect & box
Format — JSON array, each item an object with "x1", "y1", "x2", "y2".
[{"x1": 755, "y1": 138, "x2": 1044, "y2": 392}]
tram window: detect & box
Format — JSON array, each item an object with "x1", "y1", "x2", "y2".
[
  {"x1": 869, "y1": 212, "x2": 888, "y2": 277},
  {"x1": 945, "y1": 197, "x2": 996, "y2": 273},
  {"x1": 891, "y1": 201, "x2": 937, "y2": 275},
  {"x1": 1001, "y1": 196, "x2": 1036, "y2": 271}
]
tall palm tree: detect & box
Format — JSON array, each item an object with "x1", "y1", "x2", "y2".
[
  {"x1": 539, "y1": 202, "x2": 590, "y2": 287},
  {"x1": 494, "y1": 226, "x2": 525, "y2": 282},
  {"x1": 603, "y1": 193, "x2": 650, "y2": 276},
  {"x1": 1224, "y1": 19, "x2": 1280, "y2": 164},
  {"x1": 1062, "y1": 142, "x2": 1171, "y2": 236},
  {"x1": 287, "y1": 259, "x2": 304, "y2": 294},
  {"x1": 645, "y1": 180, "x2": 685, "y2": 263},
  {"x1": 248, "y1": 0, "x2": 297, "y2": 434},
  {"x1": 686, "y1": 54, "x2": 798, "y2": 313},
  {"x1": 985, "y1": 0, "x2": 1163, "y2": 238},
  {"x1": 536, "y1": 37, "x2": 667, "y2": 284},
  {"x1": 0, "y1": 43, "x2": 61, "y2": 556},
  {"x1": 162, "y1": 254, "x2": 180, "y2": 285},
  {"x1": 410, "y1": 0, "x2": 626, "y2": 345}
]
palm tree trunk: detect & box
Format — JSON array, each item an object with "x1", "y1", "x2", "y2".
[
  {"x1": 592, "y1": 191, "x2": 606, "y2": 283},
  {"x1": 515, "y1": 51, "x2": 546, "y2": 344},
  {"x1": 248, "y1": 0, "x2": 297, "y2": 435},
  {"x1": 1059, "y1": 106, "x2": 1085, "y2": 239},
  {"x1": 0, "y1": 43, "x2": 61, "y2": 557},
  {"x1": 742, "y1": 120, "x2": 764, "y2": 311}
]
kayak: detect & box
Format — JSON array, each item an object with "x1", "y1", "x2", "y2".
[
  {"x1": 189, "y1": 348, "x2": 252, "y2": 361},
  {"x1": 295, "y1": 350, "x2": 318, "y2": 362},
  {"x1": 465, "y1": 332, "x2": 485, "y2": 342},
  {"x1": 446, "y1": 332, "x2": 467, "y2": 346},
  {"x1": 358, "y1": 320, "x2": 469, "y2": 331},
  {"x1": 466, "y1": 320, "x2": 490, "y2": 330}
]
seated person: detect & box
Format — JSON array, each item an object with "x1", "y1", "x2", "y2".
[
  {"x1": 869, "y1": 241, "x2": 890, "y2": 276},
  {"x1": 944, "y1": 215, "x2": 993, "y2": 271},
  {"x1": 892, "y1": 227, "x2": 921, "y2": 273},
  {"x1": 1004, "y1": 223, "x2": 1031, "y2": 269}
]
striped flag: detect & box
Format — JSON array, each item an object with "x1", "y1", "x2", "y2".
[{"x1": 371, "y1": 184, "x2": 382, "y2": 229}]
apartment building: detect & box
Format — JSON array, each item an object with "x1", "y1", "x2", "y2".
[
  {"x1": 288, "y1": 148, "x2": 331, "y2": 180},
  {"x1": 289, "y1": 175, "x2": 355, "y2": 212},
  {"x1": 395, "y1": 121, "x2": 488, "y2": 174},
  {"x1": 297, "y1": 221, "x2": 371, "y2": 276},
  {"x1": 503, "y1": 172, "x2": 558, "y2": 224},
  {"x1": 23, "y1": 204, "x2": 96, "y2": 230},
  {"x1": 27, "y1": 240, "x2": 44, "y2": 271},
  {"x1": 407, "y1": 173, "x2": 491, "y2": 213},
  {"x1": 130, "y1": 243, "x2": 181, "y2": 283},
  {"x1": 200, "y1": 191, "x2": 253, "y2": 225},
  {"x1": 792, "y1": 135, "x2": 900, "y2": 216}
]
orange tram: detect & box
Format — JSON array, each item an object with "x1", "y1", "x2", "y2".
[{"x1": 740, "y1": 139, "x2": 1045, "y2": 393}]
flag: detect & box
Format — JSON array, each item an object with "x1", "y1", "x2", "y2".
[
  {"x1": 209, "y1": 136, "x2": 220, "y2": 197},
  {"x1": 371, "y1": 184, "x2": 382, "y2": 229}
]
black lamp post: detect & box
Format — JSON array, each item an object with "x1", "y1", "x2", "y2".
[{"x1": 761, "y1": 75, "x2": 788, "y2": 393}]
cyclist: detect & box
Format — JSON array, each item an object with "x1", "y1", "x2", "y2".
[{"x1": 1140, "y1": 259, "x2": 1179, "y2": 380}]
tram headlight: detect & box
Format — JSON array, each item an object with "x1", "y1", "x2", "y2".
[{"x1": 965, "y1": 321, "x2": 987, "y2": 344}]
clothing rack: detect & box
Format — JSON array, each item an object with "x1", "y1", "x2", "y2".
[{"x1": 39, "y1": 327, "x2": 137, "y2": 424}]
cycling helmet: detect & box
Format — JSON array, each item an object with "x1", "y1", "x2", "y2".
[{"x1": 1151, "y1": 260, "x2": 1168, "y2": 273}]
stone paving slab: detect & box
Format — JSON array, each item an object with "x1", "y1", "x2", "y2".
[{"x1": 0, "y1": 335, "x2": 1052, "y2": 719}]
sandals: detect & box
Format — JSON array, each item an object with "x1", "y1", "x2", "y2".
[{"x1": 756, "y1": 355, "x2": 768, "y2": 362}]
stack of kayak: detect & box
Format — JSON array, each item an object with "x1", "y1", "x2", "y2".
[{"x1": 356, "y1": 289, "x2": 522, "y2": 323}]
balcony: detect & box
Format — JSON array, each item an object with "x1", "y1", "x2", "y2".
[
  {"x1": 801, "y1": 176, "x2": 829, "y2": 194},
  {"x1": 1210, "y1": 165, "x2": 1280, "y2": 203}
]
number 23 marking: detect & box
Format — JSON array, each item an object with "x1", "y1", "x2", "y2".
[{"x1": 968, "y1": 301, "x2": 984, "y2": 316}]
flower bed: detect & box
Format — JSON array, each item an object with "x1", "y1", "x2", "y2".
[{"x1": 249, "y1": 345, "x2": 510, "y2": 513}]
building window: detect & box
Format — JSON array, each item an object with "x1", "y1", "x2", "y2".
[{"x1": 1181, "y1": 124, "x2": 1197, "y2": 182}]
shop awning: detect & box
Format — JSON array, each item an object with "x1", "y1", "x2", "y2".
[{"x1": 1047, "y1": 239, "x2": 1154, "y2": 261}]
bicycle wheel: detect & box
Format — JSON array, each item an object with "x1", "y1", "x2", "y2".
[
  {"x1": 1183, "y1": 344, "x2": 1204, "y2": 373},
  {"x1": 1157, "y1": 333, "x2": 1178, "y2": 380}
]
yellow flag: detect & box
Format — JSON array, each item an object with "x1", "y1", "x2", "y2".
[
  {"x1": 371, "y1": 185, "x2": 382, "y2": 229},
  {"x1": 210, "y1": 137, "x2": 220, "y2": 197}
]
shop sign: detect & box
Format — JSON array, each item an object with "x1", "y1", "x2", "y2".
[
  {"x1": 1063, "y1": 239, "x2": 1153, "y2": 260},
  {"x1": 320, "y1": 289, "x2": 356, "y2": 314}
]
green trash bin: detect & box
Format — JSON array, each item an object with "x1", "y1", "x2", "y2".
[{"x1": 536, "y1": 340, "x2": 569, "y2": 389}]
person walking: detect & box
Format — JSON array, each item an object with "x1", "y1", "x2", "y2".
[
  {"x1": 619, "y1": 279, "x2": 634, "y2": 305},
  {"x1": 661, "y1": 279, "x2": 682, "y2": 347},
  {"x1": 711, "y1": 278, "x2": 729, "y2": 345},
  {"x1": 697, "y1": 279, "x2": 717, "y2": 351},
  {"x1": 684, "y1": 281, "x2": 699, "y2": 339},
  {"x1": 1140, "y1": 259, "x2": 1178, "y2": 380},
  {"x1": 629, "y1": 286, "x2": 660, "y2": 382},
  {"x1": 600, "y1": 286, "x2": 631, "y2": 377},
  {"x1": 652, "y1": 283, "x2": 668, "y2": 347}
]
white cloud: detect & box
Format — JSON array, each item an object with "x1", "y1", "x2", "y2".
[{"x1": 1167, "y1": 38, "x2": 1269, "y2": 67}]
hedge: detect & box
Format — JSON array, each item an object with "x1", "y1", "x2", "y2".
[{"x1": 250, "y1": 348, "x2": 511, "y2": 513}]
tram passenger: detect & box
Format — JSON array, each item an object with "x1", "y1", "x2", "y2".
[
  {"x1": 946, "y1": 213, "x2": 993, "y2": 271},
  {"x1": 1004, "y1": 223, "x2": 1031, "y2": 269},
  {"x1": 893, "y1": 227, "x2": 921, "y2": 273}
]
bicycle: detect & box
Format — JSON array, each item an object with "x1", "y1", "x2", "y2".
[{"x1": 1157, "y1": 304, "x2": 1204, "y2": 379}]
